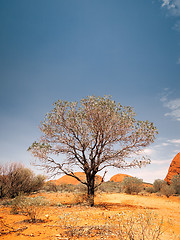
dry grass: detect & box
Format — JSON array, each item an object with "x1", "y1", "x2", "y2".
[{"x1": 0, "y1": 192, "x2": 179, "y2": 240}]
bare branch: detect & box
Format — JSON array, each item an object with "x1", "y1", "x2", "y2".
[{"x1": 28, "y1": 95, "x2": 158, "y2": 206}]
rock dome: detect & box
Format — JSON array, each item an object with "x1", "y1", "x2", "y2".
[
  {"x1": 52, "y1": 172, "x2": 103, "y2": 185},
  {"x1": 110, "y1": 173, "x2": 132, "y2": 182},
  {"x1": 164, "y1": 152, "x2": 180, "y2": 184}
]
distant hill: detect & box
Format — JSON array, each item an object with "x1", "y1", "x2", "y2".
[
  {"x1": 51, "y1": 172, "x2": 103, "y2": 185},
  {"x1": 110, "y1": 173, "x2": 132, "y2": 182},
  {"x1": 110, "y1": 173, "x2": 152, "y2": 188},
  {"x1": 164, "y1": 152, "x2": 180, "y2": 184}
]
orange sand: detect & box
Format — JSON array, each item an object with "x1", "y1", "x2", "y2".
[{"x1": 0, "y1": 192, "x2": 179, "y2": 239}]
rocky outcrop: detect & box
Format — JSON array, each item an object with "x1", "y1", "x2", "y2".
[
  {"x1": 52, "y1": 172, "x2": 103, "y2": 185},
  {"x1": 110, "y1": 173, "x2": 132, "y2": 182},
  {"x1": 110, "y1": 173, "x2": 152, "y2": 188},
  {"x1": 164, "y1": 152, "x2": 180, "y2": 184}
]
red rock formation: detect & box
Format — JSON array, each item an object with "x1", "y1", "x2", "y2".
[
  {"x1": 110, "y1": 173, "x2": 132, "y2": 182},
  {"x1": 164, "y1": 152, "x2": 180, "y2": 184},
  {"x1": 52, "y1": 172, "x2": 103, "y2": 185},
  {"x1": 110, "y1": 173, "x2": 152, "y2": 188}
]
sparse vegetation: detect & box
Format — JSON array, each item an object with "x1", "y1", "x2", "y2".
[
  {"x1": 153, "y1": 179, "x2": 166, "y2": 193},
  {"x1": 171, "y1": 174, "x2": 180, "y2": 195},
  {"x1": 57, "y1": 210, "x2": 173, "y2": 239},
  {"x1": 0, "y1": 163, "x2": 45, "y2": 198},
  {"x1": 145, "y1": 186, "x2": 156, "y2": 193},
  {"x1": 160, "y1": 184, "x2": 176, "y2": 198},
  {"x1": 10, "y1": 195, "x2": 48, "y2": 222},
  {"x1": 0, "y1": 191, "x2": 179, "y2": 239},
  {"x1": 122, "y1": 177, "x2": 143, "y2": 194},
  {"x1": 43, "y1": 181, "x2": 58, "y2": 192},
  {"x1": 97, "y1": 181, "x2": 122, "y2": 193}
]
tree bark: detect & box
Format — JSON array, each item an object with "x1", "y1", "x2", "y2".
[{"x1": 87, "y1": 173, "x2": 95, "y2": 206}]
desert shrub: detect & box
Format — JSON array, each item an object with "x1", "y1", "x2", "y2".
[
  {"x1": 160, "y1": 184, "x2": 175, "y2": 198},
  {"x1": 122, "y1": 177, "x2": 143, "y2": 194},
  {"x1": 74, "y1": 183, "x2": 87, "y2": 193},
  {"x1": 43, "y1": 181, "x2": 58, "y2": 192},
  {"x1": 153, "y1": 179, "x2": 165, "y2": 192},
  {"x1": 10, "y1": 195, "x2": 48, "y2": 222},
  {"x1": 57, "y1": 210, "x2": 173, "y2": 239},
  {"x1": 0, "y1": 166, "x2": 9, "y2": 198},
  {"x1": 0, "y1": 163, "x2": 45, "y2": 198},
  {"x1": 171, "y1": 174, "x2": 180, "y2": 195},
  {"x1": 30, "y1": 174, "x2": 46, "y2": 192},
  {"x1": 97, "y1": 181, "x2": 122, "y2": 193},
  {"x1": 57, "y1": 184, "x2": 76, "y2": 192},
  {"x1": 43, "y1": 182, "x2": 87, "y2": 193},
  {"x1": 72, "y1": 193, "x2": 88, "y2": 205},
  {"x1": 145, "y1": 186, "x2": 156, "y2": 193}
]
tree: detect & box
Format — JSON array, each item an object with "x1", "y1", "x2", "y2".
[
  {"x1": 122, "y1": 177, "x2": 143, "y2": 194},
  {"x1": 171, "y1": 174, "x2": 180, "y2": 194},
  {"x1": 28, "y1": 95, "x2": 158, "y2": 206},
  {"x1": 153, "y1": 179, "x2": 165, "y2": 193}
]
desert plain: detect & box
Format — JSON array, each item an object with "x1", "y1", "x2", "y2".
[{"x1": 0, "y1": 191, "x2": 179, "y2": 240}]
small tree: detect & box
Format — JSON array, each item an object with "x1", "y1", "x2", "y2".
[
  {"x1": 28, "y1": 95, "x2": 158, "y2": 206},
  {"x1": 122, "y1": 177, "x2": 143, "y2": 194},
  {"x1": 153, "y1": 179, "x2": 165, "y2": 193},
  {"x1": 161, "y1": 184, "x2": 175, "y2": 198},
  {"x1": 171, "y1": 174, "x2": 180, "y2": 194}
]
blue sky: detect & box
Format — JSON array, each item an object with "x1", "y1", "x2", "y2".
[{"x1": 0, "y1": 0, "x2": 180, "y2": 183}]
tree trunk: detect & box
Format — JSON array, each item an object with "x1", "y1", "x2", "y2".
[{"x1": 87, "y1": 173, "x2": 95, "y2": 207}]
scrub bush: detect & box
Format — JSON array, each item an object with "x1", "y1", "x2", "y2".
[
  {"x1": 10, "y1": 195, "x2": 48, "y2": 222},
  {"x1": 161, "y1": 184, "x2": 175, "y2": 198},
  {"x1": 0, "y1": 163, "x2": 45, "y2": 198},
  {"x1": 97, "y1": 181, "x2": 122, "y2": 193},
  {"x1": 153, "y1": 179, "x2": 165, "y2": 193},
  {"x1": 122, "y1": 177, "x2": 143, "y2": 194},
  {"x1": 171, "y1": 174, "x2": 180, "y2": 195}
]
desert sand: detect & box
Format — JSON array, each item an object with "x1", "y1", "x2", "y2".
[{"x1": 0, "y1": 192, "x2": 179, "y2": 240}]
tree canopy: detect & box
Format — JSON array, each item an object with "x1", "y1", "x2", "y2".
[{"x1": 28, "y1": 95, "x2": 158, "y2": 205}]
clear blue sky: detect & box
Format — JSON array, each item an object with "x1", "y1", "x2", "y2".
[{"x1": 0, "y1": 0, "x2": 180, "y2": 183}]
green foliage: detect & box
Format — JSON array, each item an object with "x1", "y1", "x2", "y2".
[
  {"x1": 153, "y1": 179, "x2": 166, "y2": 193},
  {"x1": 122, "y1": 177, "x2": 143, "y2": 194},
  {"x1": 171, "y1": 174, "x2": 180, "y2": 195}
]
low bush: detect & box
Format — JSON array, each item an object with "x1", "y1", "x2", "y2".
[
  {"x1": 160, "y1": 184, "x2": 175, "y2": 198},
  {"x1": 57, "y1": 184, "x2": 76, "y2": 192},
  {"x1": 97, "y1": 181, "x2": 122, "y2": 193},
  {"x1": 43, "y1": 181, "x2": 58, "y2": 192},
  {"x1": 146, "y1": 186, "x2": 156, "y2": 193},
  {"x1": 57, "y1": 210, "x2": 172, "y2": 239},
  {"x1": 171, "y1": 174, "x2": 180, "y2": 195},
  {"x1": 10, "y1": 195, "x2": 48, "y2": 222},
  {"x1": 153, "y1": 179, "x2": 166, "y2": 193},
  {"x1": 122, "y1": 177, "x2": 143, "y2": 194},
  {"x1": 0, "y1": 163, "x2": 45, "y2": 198}
]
